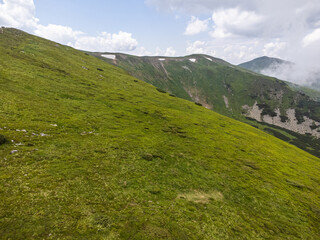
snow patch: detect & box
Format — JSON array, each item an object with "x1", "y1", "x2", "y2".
[
  {"x1": 189, "y1": 58, "x2": 196, "y2": 63},
  {"x1": 205, "y1": 57, "x2": 212, "y2": 62},
  {"x1": 158, "y1": 58, "x2": 166, "y2": 61},
  {"x1": 101, "y1": 54, "x2": 116, "y2": 60}
]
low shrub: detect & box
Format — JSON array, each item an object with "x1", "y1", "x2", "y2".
[
  {"x1": 264, "y1": 128, "x2": 290, "y2": 142},
  {"x1": 257, "y1": 103, "x2": 269, "y2": 109},
  {"x1": 280, "y1": 115, "x2": 288, "y2": 123},
  {"x1": 261, "y1": 108, "x2": 277, "y2": 117},
  {"x1": 310, "y1": 122, "x2": 318, "y2": 130},
  {"x1": 0, "y1": 135, "x2": 6, "y2": 145},
  {"x1": 156, "y1": 88, "x2": 167, "y2": 93}
]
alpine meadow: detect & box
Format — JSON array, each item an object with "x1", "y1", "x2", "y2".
[{"x1": 1, "y1": 0, "x2": 320, "y2": 239}]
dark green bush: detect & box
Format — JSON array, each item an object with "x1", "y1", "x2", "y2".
[
  {"x1": 245, "y1": 117, "x2": 256, "y2": 121},
  {"x1": 280, "y1": 115, "x2": 288, "y2": 122},
  {"x1": 264, "y1": 128, "x2": 290, "y2": 142},
  {"x1": 156, "y1": 88, "x2": 167, "y2": 93},
  {"x1": 310, "y1": 122, "x2": 318, "y2": 130},
  {"x1": 261, "y1": 108, "x2": 277, "y2": 117},
  {"x1": 257, "y1": 103, "x2": 269, "y2": 109},
  {"x1": 295, "y1": 110, "x2": 305, "y2": 124},
  {"x1": 0, "y1": 135, "x2": 6, "y2": 145},
  {"x1": 195, "y1": 102, "x2": 202, "y2": 106}
]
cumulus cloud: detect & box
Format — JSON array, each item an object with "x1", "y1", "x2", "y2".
[
  {"x1": 186, "y1": 40, "x2": 216, "y2": 56},
  {"x1": 164, "y1": 47, "x2": 176, "y2": 56},
  {"x1": 34, "y1": 24, "x2": 83, "y2": 45},
  {"x1": 302, "y1": 28, "x2": 320, "y2": 47},
  {"x1": 0, "y1": 0, "x2": 38, "y2": 29},
  {"x1": 73, "y1": 32, "x2": 138, "y2": 52},
  {"x1": 186, "y1": 39, "x2": 259, "y2": 63},
  {"x1": 132, "y1": 46, "x2": 152, "y2": 56},
  {"x1": 153, "y1": 46, "x2": 177, "y2": 56},
  {"x1": 211, "y1": 8, "x2": 265, "y2": 38},
  {"x1": 35, "y1": 23, "x2": 138, "y2": 52},
  {"x1": 184, "y1": 16, "x2": 209, "y2": 35},
  {"x1": 186, "y1": 41, "x2": 206, "y2": 54},
  {"x1": 148, "y1": 0, "x2": 320, "y2": 87},
  {"x1": 263, "y1": 41, "x2": 287, "y2": 57},
  {"x1": 0, "y1": 0, "x2": 139, "y2": 53}
]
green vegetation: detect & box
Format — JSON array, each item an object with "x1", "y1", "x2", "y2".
[
  {"x1": 94, "y1": 52, "x2": 320, "y2": 158},
  {"x1": 239, "y1": 57, "x2": 320, "y2": 101},
  {"x1": 245, "y1": 118, "x2": 320, "y2": 157},
  {"x1": 1, "y1": 28, "x2": 320, "y2": 239},
  {"x1": 0, "y1": 134, "x2": 6, "y2": 145}
]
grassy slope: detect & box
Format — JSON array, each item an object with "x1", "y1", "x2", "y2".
[
  {"x1": 1, "y1": 28, "x2": 320, "y2": 239},
  {"x1": 93, "y1": 53, "x2": 320, "y2": 158},
  {"x1": 95, "y1": 53, "x2": 320, "y2": 123}
]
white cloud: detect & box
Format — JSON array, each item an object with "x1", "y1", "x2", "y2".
[
  {"x1": 0, "y1": 0, "x2": 38, "y2": 29},
  {"x1": 0, "y1": 0, "x2": 140, "y2": 53},
  {"x1": 186, "y1": 40, "x2": 216, "y2": 56},
  {"x1": 302, "y1": 28, "x2": 320, "y2": 47},
  {"x1": 211, "y1": 8, "x2": 265, "y2": 38},
  {"x1": 155, "y1": 47, "x2": 162, "y2": 56},
  {"x1": 186, "y1": 41, "x2": 205, "y2": 54},
  {"x1": 132, "y1": 46, "x2": 152, "y2": 56},
  {"x1": 186, "y1": 39, "x2": 260, "y2": 63},
  {"x1": 222, "y1": 43, "x2": 259, "y2": 63},
  {"x1": 34, "y1": 24, "x2": 83, "y2": 45},
  {"x1": 263, "y1": 41, "x2": 287, "y2": 57},
  {"x1": 148, "y1": 0, "x2": 320, "y2": 87},
  {"x1": 164, "y1": 47, "x2": 176, "y2": 56},
  {"x1": 184, "y1": 16, "x2": 209, "y2": 35},
  {"x1": 73, "y1": 32, "x2": 138, "y2": 52},
  {"x1": 153, "y1": 46, "x2": 177, "y2": 56}
]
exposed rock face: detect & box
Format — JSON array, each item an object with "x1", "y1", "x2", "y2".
[
  {"x1": 184, "y1": 86, "x2": 213, "y2": 110},
  {"x1": 243, "y1": 102, "x2": 262, "y2": 122},
  {"x1": 223, "y1": 96, "x2": 229, "y2": 108},
  {"x1": 243, "y1": 102, "x2": 320, "y2": 138},
  {"x1": 182, "y1": 66, "x2": 192, "y2": 73}
]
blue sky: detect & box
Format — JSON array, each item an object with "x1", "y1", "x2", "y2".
[
  {"x1": 32, "y1": 0, "x2": 193, "y2": 56},
  {"x1": 34, "y1": 0, "x2": 186, "y2": 46},
  {"x1": 1, "y1": 0, "x2": 320, "y2": 84}
]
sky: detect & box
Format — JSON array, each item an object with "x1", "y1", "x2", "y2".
[{"x1": 1, "y1": 0, "x2": 320, "y2": 84}]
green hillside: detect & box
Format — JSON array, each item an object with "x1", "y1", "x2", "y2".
[
  {"x1": 91, "y1": 52, "x2": 320, "y2": 158},
  {"x1": 1, "y1": 28, "x2": 320, "y2": 239}
]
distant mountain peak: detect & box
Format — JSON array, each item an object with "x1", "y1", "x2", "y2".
[{"x1": 238, "y1": 56, "x2": 293, "y2": 74}]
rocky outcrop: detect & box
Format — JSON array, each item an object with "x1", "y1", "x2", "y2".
[{"x1": 243, "y1": 102, "x2": 320, "y2": 138}]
